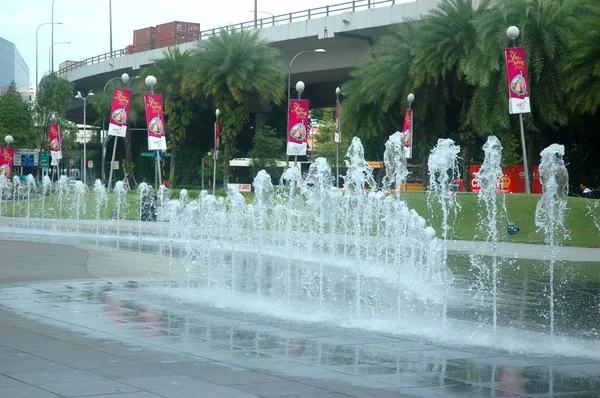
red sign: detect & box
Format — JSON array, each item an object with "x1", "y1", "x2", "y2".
[
  {"x1": 214, "y1": 121, "x2": 220, "y2": 160},
  {"x1": 334, "y1": 100, "x2": 341, "y2": 143},
  {"x1": 504, "y1": 47, "x2": 531, "y2": 114},
  {"x1": 286, "y1": 99, "x2": 309, "y2": 156},
  {"x1": 401, "y1": 109, "x2": 413, "y2": 158},
  {"x1": 0, "y1": 146, "x2": 14, "y2": 180},
  {"x1": 143, "y1": 94, "x2": 166, "y2": 150},
  {"x1": 108, "y1": 88, "x2": 132, "y2": 137},
  {"x1": 470, "y1": 164, "x2": 541, "y2": 193},
  {"x1": 48, "y1": 123, "x2": 62, "y2": 161}
]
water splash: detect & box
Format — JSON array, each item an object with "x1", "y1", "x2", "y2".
[
  {"x1": 474, "y1": 136, "x2": 507, "y2": 334},
  {"x1": 113, "y1": 180, "x2": 128, "y2": 248},
  {"x1": 56, "y1": 176, "x2": 69, "y2": 222},
  {"x1": 41, "y1": 175, "x2": 52, "y2": 230},
  {"x1": 12, "y1": 176, "x2": 21, "y2": 226},
  {"x1": 0, "y1": 174, "x2": 8, "y2": 217},
  {"x1": 93, "y1": 180, "x2": 108, "y2": 238},
  {"x1": 535, "y1": 144, "x2": 569, "y2": 338},
  {"x1": 382, "y1": 131, "x2": 409, "y2": 195},
  {"x1": 25, "y1": 174, "x2": 36, "y2": 226},
  {"x1": 73, "y1": 181, "x2": 88, "y2": 233}
]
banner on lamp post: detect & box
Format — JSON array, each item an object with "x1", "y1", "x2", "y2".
[
  {"x1": 214, "y1": 121, "x2": 220, "y2": 161},
  {"x1": 504, "y1": 47, "x2": 531, "y2": 114},
  {"x1": 334, "y1": 100, "x2": 341, "y2": 143},
  {"x1": 286, "y1": 99, "x2": 309, "y2": 156},
  {"x1": 401, "y1": 109, "x2": 413, "y2": 159},
  {"x1": 0, "y1": 146, "x2": 15, "y2": 180},
  {"x1": 143, "y1": 94, "x2": 167, "y2": 150},
  {"x1": 107, "y1": 88, "x2": 132, "y2": 137},
  {"x1": 48, "y1": 123, "x2": 62, "y2": 161}
]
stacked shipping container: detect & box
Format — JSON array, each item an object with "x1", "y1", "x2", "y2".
[{"x1": 132, "y1": 21, "x2": 200, "y2": 53}]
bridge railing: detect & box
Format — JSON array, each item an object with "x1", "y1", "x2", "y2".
[{"x1": 57, "y1": 0, "x2": 399, "y2": 75}]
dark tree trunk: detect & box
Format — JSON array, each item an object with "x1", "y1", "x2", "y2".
[
  {"x1": 124, "y1": 129, "x2": 134, "y2": 186},
  {"x1": 169, "y1": 137, "x2": 177, "y2": 185},
  {"x1": 222, "y1": 140, "x2": 231, "y2": 191},
  {"x1": 462, "y1": 143, "x2": 471, "y2": 192}
]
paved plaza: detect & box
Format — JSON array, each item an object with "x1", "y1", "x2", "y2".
[{"x1": 1, "y1": 235, "x2": 599, "y2": 398}]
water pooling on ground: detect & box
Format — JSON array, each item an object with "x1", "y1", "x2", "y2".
[{"x1": 0, "y1": 136, "x2": 598, "y2": 363}]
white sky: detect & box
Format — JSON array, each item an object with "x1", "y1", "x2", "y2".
[{"x1": 1, "y1": 0, "x2": 336, "y2": 86}]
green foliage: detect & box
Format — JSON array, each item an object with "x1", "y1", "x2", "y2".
[
  {"x1": 0, "y1": 82, "x2": 35, "y2": 148},
  {"x1": 36, "y1": 73, "x2": 74, "y2": 118},
  {"x1": 186, "y1": 28, "x2": 286, "y2": 186},
  {"x1": 313, "y1": 107, "x2": 351, "y2": 167},
  {"x1": 247, "y1": 125, "x2": 285, "y2": 178}
]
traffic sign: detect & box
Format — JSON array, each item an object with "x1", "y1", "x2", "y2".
[
  {"x1": 87, "y1": 160, "x2": 93, "y2": 168},
  {"x1": 141, "y1": 151, "x2": 171, "y2": 157},
  {"x1": 112, "y1": 161, "x2": 119, "y2": 170},
  {"x1": 21, "y1": 154, "x2": 35, "y2": 167},
  {"x1": 39, "y1": 152, "x2": 49, "y2": 168},
  {"x1": 69, "y1": 159, "x2": 74, "y2": 167}
]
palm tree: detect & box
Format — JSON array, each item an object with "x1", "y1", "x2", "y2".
[
  {"x1": 186, "y1": 28, "x2": 285, "y2": 187},
  {"x1": 467, "y1": 0, "x2": 596, "y2": 171},
  {"x1": 563, "y1": 11, "x2": 600, "y2": 115},
  {"x1": 412, "y1": 0, "x2": 491, "y2": 185},
  {"x1": 145, "y1": 47, "x2": 195, "y2": 184}
]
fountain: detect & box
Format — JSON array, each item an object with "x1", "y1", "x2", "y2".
[
  {"x1": 0, "y1": 174, "x2": 7, "y2": 217},
  {"x1": 41, "y1": 175, "x2": 52, "y2": 230},
  {"x1": 535, "y1": 144, "x2": 569, "y2": 338},
  {"x1": 473, "y1": 136, "x2": 507, "y2": 333},
  {"x1": 93, "y1": 179, "x2": 108, "y2": 238},
  {"x1": 0, "y1": 135, "x2": 597, "y2": 360}
]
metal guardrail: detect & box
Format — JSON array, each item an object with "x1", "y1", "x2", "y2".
[{"x1": 57, "y1": 0, "x2": 400, "y2": 75}]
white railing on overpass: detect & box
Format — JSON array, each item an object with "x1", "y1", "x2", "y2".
[{"x1": 57, "y1": 0, "x2": 403, "y2": 75}]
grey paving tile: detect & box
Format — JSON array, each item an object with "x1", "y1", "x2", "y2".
[
  {"x1": 88, "y1": 364, "x2": 179, "y2": 380},
  {"x1": 0, "y1": 358, "x2": 73, "y2": 375},
  {"x1": 41, "y1": 379, "x2": 141, "y2": 397},
  {"x1": 231, "y1": 380, "x2": 332, "y2": 397},
  {"x1": 82, "y1": 392, "x2": 166, "y2": 398},
  {"x1": 9, "y1": 369, "x2": 106, "y2": 385},
  {"x1": 389, "y1": 383, "x2": 515, "y2": 397},
  {"x1": 185, "y1": 368, "x2": 283, "y2": 386},
  {"x1": 0, "y1": 385, "x2": 61, "y2": 397},
  {"x1": 155, "y1": 385, "x2": 261, "y2": 397},
  {"x1": 118, "y1": 375, "x2": 211, "y2": 391},
  {"x1": 0, "y1": 374, "x2": 26, "y2": 387}
]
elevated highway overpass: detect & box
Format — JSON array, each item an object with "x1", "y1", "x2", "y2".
[{"x1": 61, "y1": 0, "x2": 442, "y2": 125}]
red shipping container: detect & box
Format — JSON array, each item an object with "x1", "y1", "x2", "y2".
[
  {"x1": 133, "y1": 27, "x2": 155, "y2": 52},
  {"x1": 154, "y1": 21, "x2": 200, "y2": 49}
]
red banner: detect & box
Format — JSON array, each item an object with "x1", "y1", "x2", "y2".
[
  {"x1": 143, "y1": 94, "x2": 166, "y2": 150},
  {"x1": 401, "y1": 109, "x2": 413, "y2": 158},
  {"x1": 214, "y1": 121, "x2": 220, "y2": 160},
  {"x1": 0, "y1": 146, "x2": 14, "y2": 180},
  {"x1": 470, "y1": 164, "x2": 541, "y2": 193},
  {"x1": 108, "y1": 88, "x2": 132, "y2": 137},
  {"x1": 48, "y1": 123, "x2": 62, "y2": 161},
  {"x1": 286, "y1": 99, "x2": 309, "y2": 156},
  {"x1": 334, "y1": 100, "x2": 341, "y2": 143},
  {"x1": 504, "y1": 47, "x2": 531, "y2": 114}
]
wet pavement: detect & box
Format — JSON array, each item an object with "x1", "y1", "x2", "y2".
[{"x1": 1, "y1": 238, "x2": 600, "y2": 397}]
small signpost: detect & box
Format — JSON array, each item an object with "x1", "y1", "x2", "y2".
[
  {"x1": 112, "y1": 161, "x2": 119, "y2": 170},
  {"x1": 39, "y1": 152, "x2": 49, "y2": 168},
  {"x1": 21, "y1": 155, "x2": 35, "y2": 168},
  {"x1": 87, "y1": 160, "x2": 93, "y2": 168}
]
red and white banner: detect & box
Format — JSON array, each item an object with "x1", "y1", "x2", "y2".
[
  {"x1": 334, "y1": 100, "x2": 341, "y2": 143},
  {"x1": 143, "y1": 94, "x2": 167, "y2": 150},
  {"x1": 0, "y1": 146, "x2": 14, "y2": 180},
  {"x1": 48, "y1": 123, "x2": 62, "y2": 161},
  {"x1": 504, "y1": 47, "x2": 531, "y2": 114},
  {"x1": 214, "y1": 121, "x2": 220, "y2": 160},
  {"x1": 108, "y1": 88, "x2": 132, "y2": 137},
  {"x1": 286, "y1": 99, "x2": 309, "y2": 156},
  {"x1": 470, "y1": 164, "x2": 541, "y2": 193},
  {"x1": 401, "y1": 109, "x2": 413, "y2": 159}
]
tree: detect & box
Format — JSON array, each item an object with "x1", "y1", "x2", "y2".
[
  {"x1": 145, "y1": 47, "x2": 195, "y2": 185},
  {"x1": 0, "y1": 82, "x2": 35, "y2": 148},
  {"x1": 467, "y1": 0, "x2": 597, "y2": 172},
  {"x1": 187, "y1": 28, "x2": 285, "y2": 188},
  {"x1": 247, "y1": 125, "x2": 285, "y2": 179},
  {"x1": 34, "y1": 73, "x2": 74, "y2": 149}
]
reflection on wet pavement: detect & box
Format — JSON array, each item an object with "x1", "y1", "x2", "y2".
[{"x1": 1, "y1": 280, "x2": 599, "y2": 397}]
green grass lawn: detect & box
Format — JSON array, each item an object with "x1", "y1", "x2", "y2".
[{"x1": 1, "y1": 189, "x2": 598, "y2": 248}]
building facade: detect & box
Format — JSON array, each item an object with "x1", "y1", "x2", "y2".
[{"x1": 0, "y1": 36, "x2": 30, "y2": 100}]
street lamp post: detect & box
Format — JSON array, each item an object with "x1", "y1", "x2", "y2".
[
  {"x1": 214, "y1": 109, "x2": 220, "y2": 196},
  {"x1": 106, "y1": 73, "x2": 131, "y2": 192},
  {"x1": 145, "y1": 75, "x2": 160, "y2": 189},
  {"x1": 51, "y1": 0, "x2": 58, "y2": 72},
  {"x1": 293, "y1": 81, "x2": 305, "y2": 169},
  {"x1": 49, "y1": 42, "x2": 71, "y2": 71},
  {"x1": 281, "y1": 49, "x2": 326, "y2": 168},
  {"x1": 36, "y1": 22, "x2": 62, "y2": 89},
  {"x1": 4, "y1": 135, "x2": 13, "y2": 148},
  {"x1": 75, "y1": 90, "x2": 95, "y2": 185},
  {"x1": 506, "y1": 26, "x2": 531, "y2": 194}
]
